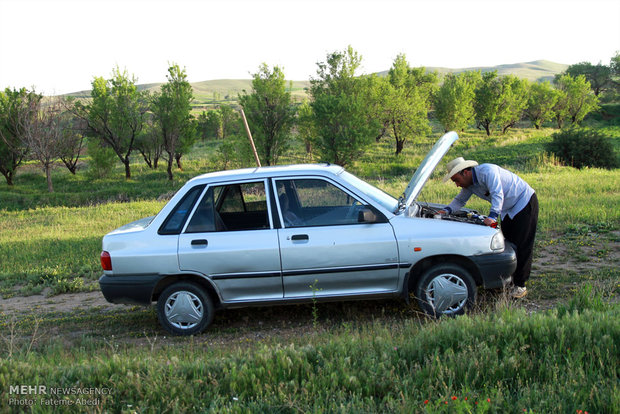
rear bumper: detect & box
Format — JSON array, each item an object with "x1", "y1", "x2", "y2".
[
  {"x1": 99, "y1": 274, "x2": 161, "y2": 305},
  {"x1": 469, "y1": 245, "x2": 517, "y2": 289}
]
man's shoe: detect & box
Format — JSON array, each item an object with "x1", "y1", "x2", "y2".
[{"x1": 510, "y1": 286, "x2": 527, "y2": 298}]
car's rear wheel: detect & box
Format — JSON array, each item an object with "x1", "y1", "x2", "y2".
[
  {"x1": 157, "y1": 282, "x2": 214, "y2": 335},
  {"x1": 415, "y1": 264, "x2": 476, "y2": 317}
]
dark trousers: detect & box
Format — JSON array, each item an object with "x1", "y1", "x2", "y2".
[{"x1": 501, "y1": 193, "x2": 539, "y2": 287}]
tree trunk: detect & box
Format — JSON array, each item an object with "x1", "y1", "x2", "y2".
[
  {"x1": 1, "y1": 171, "x2": 14, "y2": 186},
  {"x1": 395, "y1": 139, "x2": 405, "y2": 156},
  {"x1": 124, "y1": 158, "x2": 131, "y2": 179},
  {"x1": 175, "y1": 153, "x2": 183, "y2": 170},
  {"x1": 45, "y1": 164, "x2": 54, "y2": 193},
  {"x1": 484, "y1": 123, "x2": 491, "y2": 136},
  {"x1": 166, "y1": 152, "x2": 174, "y2": 181}
]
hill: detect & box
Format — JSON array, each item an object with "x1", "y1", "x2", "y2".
[{"x1": 65, "y1": 60, "x2": 568, "y2": 104}]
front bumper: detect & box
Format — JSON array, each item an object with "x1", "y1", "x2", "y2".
[
  {"x1": 99, "y1": 274, "x2": 161, "y2": 305},
  {"x1": 469, "y1": 244, "x2": 517, "y2": 289}
]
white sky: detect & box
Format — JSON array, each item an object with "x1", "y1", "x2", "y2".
[{"x1": 1, "y1": 0, "x2": 618, "y2": 95}]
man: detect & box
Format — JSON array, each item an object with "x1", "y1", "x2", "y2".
[{"x1": 439, "y1": 157, "x2": 538, "y2": 298}]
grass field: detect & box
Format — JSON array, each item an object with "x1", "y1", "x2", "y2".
[{"x1": 0, "y1": 122, "x2": 618, "y2": 412}]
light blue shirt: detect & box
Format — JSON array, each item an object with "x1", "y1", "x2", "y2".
[{"x1": 446, "y1": 164, "x2": 534, "y2": 220}]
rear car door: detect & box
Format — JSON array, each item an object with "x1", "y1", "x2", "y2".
[
  {"x1": 274, "y1": 177, "x2": 400, "y2": 298},
  {"x1": 178, "y1": 180, "x2": 283, "y2": 302}
]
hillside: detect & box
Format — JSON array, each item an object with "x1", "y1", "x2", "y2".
[{"x1": 65, "y1": 60, "x2": 568, "y2": 103}]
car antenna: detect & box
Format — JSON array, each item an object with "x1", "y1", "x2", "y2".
[{"x1": 239, "y1": 107, "x2": 262, "y2": 167}]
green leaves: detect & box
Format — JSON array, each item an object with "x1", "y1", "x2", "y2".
[{"x1": 238, "y1": 64, "x2": 296, "y2": 166}]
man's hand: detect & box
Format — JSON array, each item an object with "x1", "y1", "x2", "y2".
[
  {"x1": 437, "y1": 209, "x2": 447, "y2": 215},
  {"x1": 484, "y1": 217, "x2": 497, "y2": 227}
]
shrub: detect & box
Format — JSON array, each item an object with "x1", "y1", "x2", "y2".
[
  {"x1": 87, "y1": 138, "x2": 117, "y2": 178},
  {"x1": 546, "y1": 127, "x2": 619, "y2": 169}
]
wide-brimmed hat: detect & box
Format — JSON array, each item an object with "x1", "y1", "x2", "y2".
[{"x1": 442, "y1": 157, "x2": 478, "y2": 182}]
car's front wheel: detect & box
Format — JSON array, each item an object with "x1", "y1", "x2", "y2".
[
  {"x1": 157, "y1": 282, "x2": 214, "y2": 335},
  {"x1": 415, "y1": 264, "x2": 476, "y2": 317}
]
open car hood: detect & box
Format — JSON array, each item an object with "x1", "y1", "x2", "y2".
[{"x1": 399, "y1": 131, "x2": 459, "y2": 210}]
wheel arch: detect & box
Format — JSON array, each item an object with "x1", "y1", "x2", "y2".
[
  {"x1": 404, "y1": 254, "x2": 482, "y2": 296},
  {"x1": 152, "y1": 274, "x2": 222, "y2": 309}
]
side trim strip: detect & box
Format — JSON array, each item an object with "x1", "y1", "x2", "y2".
[{"x1": 210, "y1": 263, "x2": 411, "y2": 281}]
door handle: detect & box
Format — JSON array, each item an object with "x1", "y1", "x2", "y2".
[
  {"x1": 191, "y1": 239, "x2": 208, "y2": 246},
  {"x1": 291, "y1": 234, "x2": 309, "y2": 241}
]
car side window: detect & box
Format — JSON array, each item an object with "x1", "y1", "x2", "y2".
[
  {"x1": 186, "y1": 181, "x2": 270, "y2": 232},
  {"x1": 276, "y1": 179, "x2": 365, "y2": 227},
  {"x1": 159, "y1": 185, "x2": 205, "y2": 235}
]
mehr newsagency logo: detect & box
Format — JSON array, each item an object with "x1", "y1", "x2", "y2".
[{"x1": 7, "y1": 384, "x2": 113, "y2": 407}]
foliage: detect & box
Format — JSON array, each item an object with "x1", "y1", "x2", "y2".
[
  {"x1": 434, "y1": 71, "x2": 480, "y2": 132},
  {"x1": 0, "y1": 87, "x2": 42, "y2": 185},
  {"x1": 524, "y1": 81, "x2": 560, "y2": 129},
  {"x1": 561, "y1": 60, "x2": 612, "y2": 96},
  {"x1": 546, "y1": 127, "x2": 619, "y2": 169},
  {"x1": 86, "y1": 137, "x2": 118, "y2": 179},
  {"x1": 74, "y1": 67, "x2": 147, "y2": 179},
  {"x1": 134, "y1": 114, "x2": 164, "y2": 169},
  {"x1": 151, "y1": 64, "x2": 195, "y2": 180},
  {"x1": 496, "y1": 75, "x2": 530, "y2": 134},
  {"x1": 554, "y1": 74, "x2": 599, "y2": 126},
  {"x1": 375, "y1": 54, "x2": 437, "y2": 155},
  {"x1": 239, "y1": 63, "x2": 296, "y2": 165},
  {"x1": 473, "y1": 72, "x2": 529, "y2": 135},
  {"x1": 296, "y1": 99, "x2": 317, "y2": 155},
  {"x1": 310, "y1": 46, "x2": 379, "y2": 166}
]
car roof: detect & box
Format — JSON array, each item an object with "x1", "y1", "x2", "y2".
[{"x1": 187, "y1": 163, "x2": 345, "y2": 184}]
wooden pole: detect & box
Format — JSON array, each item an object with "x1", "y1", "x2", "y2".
[{"x1": 239, "y1": 108, "x2": 261, "y2": 167}]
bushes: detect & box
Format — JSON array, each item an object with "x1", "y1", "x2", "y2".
[{"x1": 546, "y1": 127, "x2": 619, "y2": 169}]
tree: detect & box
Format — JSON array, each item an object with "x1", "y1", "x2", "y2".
[
  {"x1": 134, "y1": 114, "x2": 164, "y2": 169},
  {"x1": 296, "y1": 99, "x2": 317, "y2": 156},
  {"x1": 474, "y1": 72, "x2": 529, "y2": 135},
  {"x1": 554, "y1": 74, "x2": 599, "y2": 125},
  {"x1": 74, "y1": 67, "x2": 147, "y2": 179},
  {"x1": 19, "y1": 96, "x2": 69, "y2": 192},
  {"x1": 239, "y1": 63, "x2": 296, "y2": 166},
  {"x1": 524, "y1": 81, "x2": 560, "y2": 129},
  {"x1": 0, "y1": 87, "x2": 41, "y2": 185},
  {"x1": 562, "y1": 61, "x2": 611, "y2": 96},
  {"x1": 310, "y1": 46, "x2": 379, "y2": 166},
  {"x1": 496, "y1": 75, "x2": 529, "y2": 134},
  {"x1": 434, "y1": 71, "x2": 480, "y2": 132},
  {"x1": 219, "y1": 104, "x2": 241, "y2": 138},
  {"x1": 151, "y1": 64, "x2": 195, "y2": 181},
  {"x1": 474, "y1": 71, "x2": 503, "y2": 136},
  {"x1": 58, "y1": 106, "x2": 86, "y2": 175},
  {"x1": 197, "y1": 109, "x2": 222, "y2": 139},
  {"x1": 374, "y1": 55, "x2": 437, "y2": 155}
]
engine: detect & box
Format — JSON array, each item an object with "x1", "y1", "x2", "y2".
[{"x1": 415, "y1": 203, "x2": 492, "y2": 227}]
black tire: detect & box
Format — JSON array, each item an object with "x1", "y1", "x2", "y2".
[
  {"x1": 415, "y1": 263, "x2": 476, "y2": 317},
  {"x1": 157, "y1": 282, "x2": 214, "y2": 335}
]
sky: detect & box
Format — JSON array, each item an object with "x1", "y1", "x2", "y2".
[{"x1": 0, "y1": 0, "x2": 618, "y2": 95}]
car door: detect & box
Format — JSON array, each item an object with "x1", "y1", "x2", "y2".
[
  {"x1": 178, "y1": 180, "x2": 283, "y2": 302},
  {"x1": 274, "y1": 177, "x2": 400, "y2": 298}
]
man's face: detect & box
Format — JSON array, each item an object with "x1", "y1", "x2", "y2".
[{"x1": 450, "y1": 169, "x2": 473, "y2": 188}]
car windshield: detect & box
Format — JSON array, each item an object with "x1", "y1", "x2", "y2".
[{"x1": 339, "y1": 171, "x2": 399, "y2": 213}]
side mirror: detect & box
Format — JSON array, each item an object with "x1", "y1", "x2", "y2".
[{"x1": 358, "y1": 207, "x2": 378, "y2": 223}]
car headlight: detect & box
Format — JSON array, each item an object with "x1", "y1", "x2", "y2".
[{"x1": 490, "y1": 232, "x2": 505, "y2": 251}]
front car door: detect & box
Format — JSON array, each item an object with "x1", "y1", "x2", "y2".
[
  {"x1": 274, "y1": 177, "x2": 400, "y2": 298},
  {"x1": 178, "y1": 180, "x2": 282, "y2": 302}
]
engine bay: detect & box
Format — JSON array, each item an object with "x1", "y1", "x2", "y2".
[{"x1": 413, "y1": 202, "x2": 492, "y2": 227}]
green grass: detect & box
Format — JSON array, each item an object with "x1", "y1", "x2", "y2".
[{"x1": 1, "y1": 292, "x2": 617, "y2": 413}]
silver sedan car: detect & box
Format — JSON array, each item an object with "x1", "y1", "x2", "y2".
[{"x1": 99, "y1": 132, "x2": 516, "y2": 335}]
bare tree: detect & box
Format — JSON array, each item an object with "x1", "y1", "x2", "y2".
[
  {"x1": 20, "y1": 96, "x2": 68, "y2": 192},
  {"x1": 58, "y1": 103, "x2": 86, "y2": 175}
]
